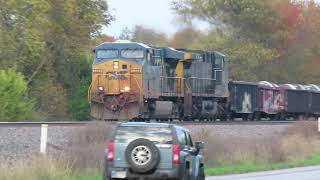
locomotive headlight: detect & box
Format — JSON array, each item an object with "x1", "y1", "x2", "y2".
[
  {"x1": 121, "y1": 86, "x2": 130, "y2": 92},
  {"x1": 113, "y1": 61, "x2": 119, "y2": 69},
  {"x1": 124, "y1": 86, "x2": 130, "y2": 92},
  {"x1": 98, "y1": 86, "x2": 104, "y2": 91}
]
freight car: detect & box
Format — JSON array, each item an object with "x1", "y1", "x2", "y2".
[
  {"x1": 227, "y1": 81, "x2": 320, "y2": 120},
  {"x1": 280, "y1": 84, "x2": 320, "y2": 119},
  {"x1": 228, "y1": 81, "x2": 259, "y2": 120},
  {"x1": 89, "y1": 41, "x2": 228, "y2": 120}
]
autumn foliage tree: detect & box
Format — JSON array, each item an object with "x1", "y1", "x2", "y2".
[
  {"x1": 168, "y1": 26, "x2": 201, "y2": 49},
  {"x1": 0, "y1": 0, "x2": 113, "y2": 120},
  {"x1": 173, "y1": 0, "x2": 320, "y2": 83}
]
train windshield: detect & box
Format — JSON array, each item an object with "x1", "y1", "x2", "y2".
[
  {"x1": 96, "y1": 49, "x2": 118, "y2": 59},
  {"x1": 121, "y1": 49, "x2": 144, "y2": 59}
]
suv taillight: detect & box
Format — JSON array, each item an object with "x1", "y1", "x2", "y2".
[
  {"x1": 172, "y1": 144, "x2": 180, "y2": 164},
  {"x1": 107, "y1": 143, "x2": 114, "y2": 161}
]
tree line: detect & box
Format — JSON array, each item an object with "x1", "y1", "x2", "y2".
[
  {"x1": 0, "y1": 0, "x2": 113, "y2": 121},
  {"x1": 122, "y1": 0, "x2": 320, "y2": 83}
]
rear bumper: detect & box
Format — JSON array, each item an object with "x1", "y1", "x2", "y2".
[
  {"x1": 129, "y1": 168, "x2": 179, "y2": 179},
  {"x1": 105, "y1": 162, "x2": 181, "y2": 180}
]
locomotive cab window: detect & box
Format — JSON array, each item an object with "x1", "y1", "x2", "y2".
[
  {"x1": 215, "y1": 57, "x2": 224, "y2": 69},
  {"x1": 214, "y1": 70, "x2": 223, "y2": 83},
  {"x1": 121, "y1": 49, "x2": 144, "y2": 59},
  {"x1": 151, "y1": 49, "x2": 162, "y2": 66},
  {"x1": 96, "y1": 49, "x2": 118, "y2": 59}
]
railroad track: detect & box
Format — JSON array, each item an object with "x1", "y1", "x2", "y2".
[
  {"x1": 0, "y1": 120, "x2": 297, "y2": 127},
  {"x1": 167, "y1": 120, "x2": 295, "y2": 125},
  {"x1": 0, "y1": 121, "x2": 88, "y2": 127}
]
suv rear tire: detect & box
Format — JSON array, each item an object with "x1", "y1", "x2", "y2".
[{"x1": 125, "y1": 138, "x2": 160, "y2": 173}]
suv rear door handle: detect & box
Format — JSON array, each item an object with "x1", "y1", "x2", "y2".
[
  {"x1": 156, "y1": 144, "x2": 171, "y2": 149},
  {"x1": 183, "y1": 146, "x2": 192, "y2": 152}
]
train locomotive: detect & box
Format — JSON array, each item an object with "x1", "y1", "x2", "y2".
[
  {"x1": 89, "y1": 41, "x2": 228, "y2": 120},
  {"x1": 89, "y1": 41, "x2": 320, "y2": 121}
]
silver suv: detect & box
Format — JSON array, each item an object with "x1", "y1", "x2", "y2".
[{"x1": 103, "y1": 122, "x2": 205, "y2": 180}]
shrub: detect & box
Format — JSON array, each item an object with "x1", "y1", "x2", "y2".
[
  {"x1": 67, "y1": 77, "x2": 91, "y2": 121},
  {"x1": 64, "y1": 122, "x2": 113, "y2": 171},
  {"x1": 0, "y1": 155, "x2": 71, "y2": 180},
  {"x1": 193, "y1": 120, "x2": 320, "y2": 166},
  {"x1": 67, "y1": 55, "x2": 92, "y2": 121},
  {"x1": 0, "y1": 68, "x2": 35, "y2": 121},
  {"x1": 280, "y1": 120, "x2": 320, "y2": 162}
]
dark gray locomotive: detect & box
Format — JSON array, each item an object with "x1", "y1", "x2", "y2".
[{"x1": 90, "y1": 42, "x2": 228, "y2": 120}]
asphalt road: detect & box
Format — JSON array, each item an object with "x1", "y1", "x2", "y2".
[{"x1": 207, "y1": 165, "x2": 320, "y2": 180}]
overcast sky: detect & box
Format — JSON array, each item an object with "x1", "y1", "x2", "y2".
[
  {"x1": 103, "y1": 0, "x2": 193, "y2": 37},
  {"x1": 104, "y1": 0, "x2": 320, "y2": 38}
]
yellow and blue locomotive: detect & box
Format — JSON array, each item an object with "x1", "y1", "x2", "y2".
[{"x1": 89, "y1": 41, "x2": 229, "y2": 120}]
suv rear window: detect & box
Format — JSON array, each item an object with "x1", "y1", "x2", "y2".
[{"x1": 115, "y1": 126, "x2": 172, "y2": 144}]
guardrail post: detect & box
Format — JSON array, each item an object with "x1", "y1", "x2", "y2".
[{"x1": 40, "y1": 124, "x2": 48, "y2": 154}]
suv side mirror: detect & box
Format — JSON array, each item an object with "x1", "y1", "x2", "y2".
[{"x1": 195, "y1": 142, "x2": 204, "y2": 150}]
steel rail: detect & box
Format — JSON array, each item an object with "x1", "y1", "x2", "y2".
[{"x1": 0, "y1": 120, "x2": 298, "y2": 127}]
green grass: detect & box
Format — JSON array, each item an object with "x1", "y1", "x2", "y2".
[
  {"x1": 73, "y1": 175, "x2": 101, "y2": 180},
  {"x1": 205, "y1": 152, "x2": 320, "y2": 176},
  {"x1": 56, "y1": 175, "x2": 101, "y2": 180},
  {"x1": 55, "y1": 153, "x2": 320, "y2": 179}
]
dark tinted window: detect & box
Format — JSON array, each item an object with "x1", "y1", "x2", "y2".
[
  {"x1": 185, "y1": 132, "x2": 193, "y2": 147},
  {"x1": 115, "y1": 126, "x2": 172, "y2": 144},
  {"x1": 176, "y1": 129, "x2": 187, "y2": 146}
]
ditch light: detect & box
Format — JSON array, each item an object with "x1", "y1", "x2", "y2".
[
  {"x1": 98, "y1": 86, "x2": 104, "y2": 91},
  {"x1": 120, "y1": 86, "x2": 130, "y2": 92}
]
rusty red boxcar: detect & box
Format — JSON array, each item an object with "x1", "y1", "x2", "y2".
[{"x1": 258, "y1": 81, "x2": 285, "y2": 117}]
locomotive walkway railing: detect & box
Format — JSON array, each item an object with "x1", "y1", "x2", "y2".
[
  {"x1": 88, "y1": 74, "x2": 217, "y2": 102},
  {"x1": 159, "y1": 76, "x2": 216, "y2": 96}
]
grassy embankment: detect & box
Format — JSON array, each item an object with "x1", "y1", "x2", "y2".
[
  {"x1": 205, "y1": 151, "x2": 320, "y2": 176},
  {"x1": 57, "y1": 151, "x2": 320, "y2": 180},
  {"x1": 1, "y1": 121, "x2": 320, "y2": 179}
]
